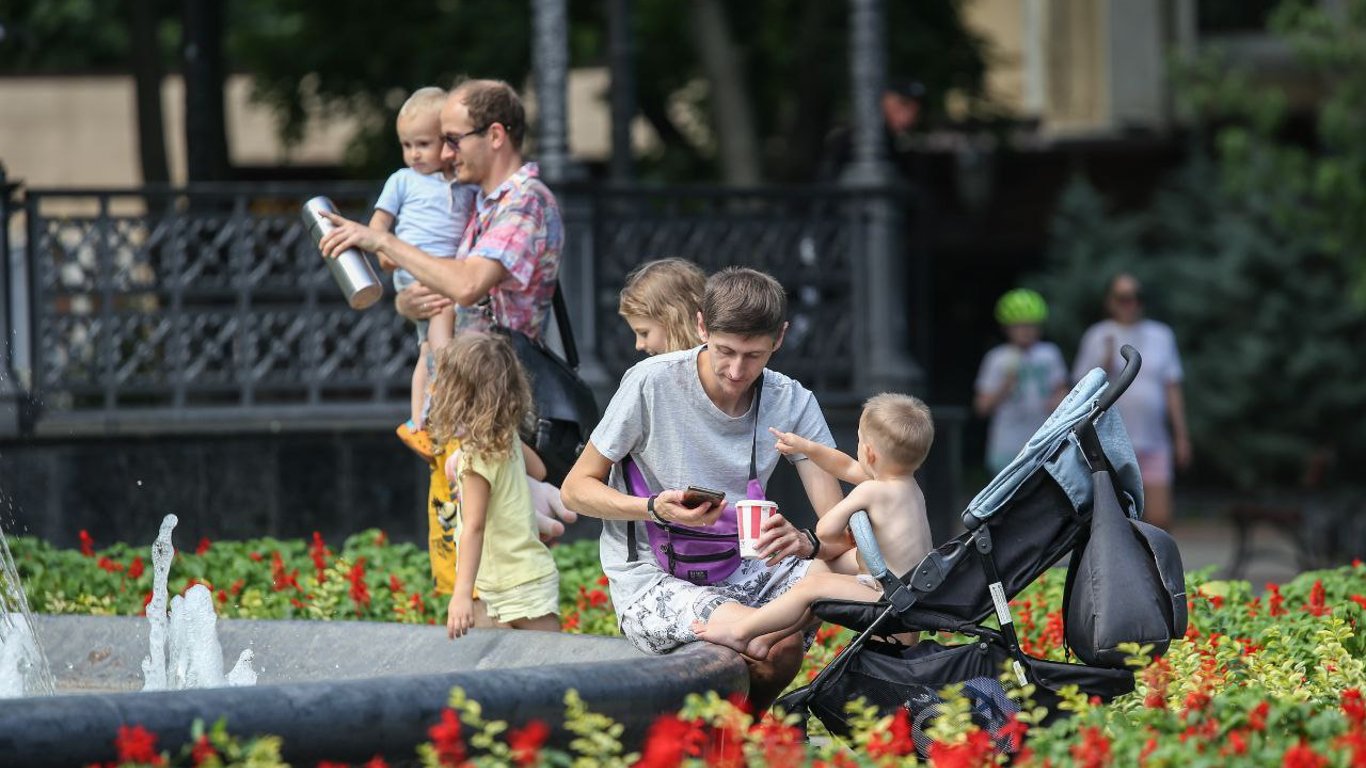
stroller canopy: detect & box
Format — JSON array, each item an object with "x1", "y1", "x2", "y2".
[{"x1": 967, "y1": 368, "x2": 1144, "y2": 523}]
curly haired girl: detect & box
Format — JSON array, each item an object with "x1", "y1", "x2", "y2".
[
  {"x1": 428, "y1": 332, "x2": 560, "y2": 637},
  {"x1": 618, "y1": 258, "x2": 707, "y2": 355}
]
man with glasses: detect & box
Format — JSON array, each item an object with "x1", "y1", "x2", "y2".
[
  {"x1": 319, "y1": 78, "x2": 562, "y2": 341},
  {"x1": 319, "y1": 78, "x2": 566, "y2": 603},
  {"x1": 1072, "y1": 273, "x2": 1191, "y2": 530}
]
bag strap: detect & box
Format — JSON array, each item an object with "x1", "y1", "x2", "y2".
[
  {"x1": 749, "y1": 371, "x2": 764, "y2": 484},
  {"x1": 553, "y1": 282, "x2": 579, "y2": 369},
  {"x1": 624, "y1": 368, "x2": 766, "y2": 562}
]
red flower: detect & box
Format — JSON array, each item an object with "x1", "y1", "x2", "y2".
[
  {"x1": 1183, "y1": 690, "x2": 1211, "y2": 715},
  {"x1": 703, "y1": 723, "x2": 744, "y2": 768},
  {"x1": 996, "y1": 713, "x2": 1029, "y2": 753},
  {"x1": 563, "y1": 612, "x2": 580, "y2": 631},
  {"x1": 127, "y1": 556, "x2": 145, "y2": 579},
  {"x1": 752, "y1": 718, "x2": 805, "y2": 765},
  {"x1": 190, "y1": 733, "x2": 217, "y2": 766},
  {"x1": 1283, "y1": 740, "x2": 1327, "y2": 768},
  {"x1": 508, "y1": 719, "x2": 549, "y2": 766},
  {"x1": 1070, "y1": 726, "x2": 1111, "y2": 768},
  {"x1": 114, "y1": 724, "x2": 163, "y2": 766},
  {"x1": 270, "y1": 551, "x2": 300, "y2": 592},
  {"x1": 1222, "y1": 729, "x2": 1248, "y2": 757},
  {"x1": 1343, "y1": 689, "x2": 1365, "y2": 727},
  {"x1": 1267, "y1": 584, "x2": 1286, "y2": 616},
  {"x1": 596, "y1": 573, "x2": 610, "y2": 586},
  {"x1": 249, "y1": 551, "x2": 264, "y2": 562},
  {"x1": 310, "y1": 531, "x2": 330, "y2": 582},
  {"x1": 195, "y1": 537, "x2": 212, "y2": 556},
  {"x1": 867, "y1": 708, "x2": 916, "y2": 759},
  {"x1": 587, "y1": 588, "x2": 608, "y2": 608},
  {"x1": 636, "y1": 714, "x2": 705, "y2": 768},
  {"x1": 1306, "y1": 580, "x2": 1329, "y2": 617},
  {"x1": 1249, "y1": 701, "x2": 1270, "y2": 732},
  {"x1": 364, "y1": 757, "x2": 390, "y2": 768},
  {"x1": 97, "y1": 556, "x2": 124, "y2": 573},
  {"x1": 390, "y1": 574, "x2": 405, "y2": 594},
  {"x1": 928, "y1": 729, "x2": 995, "y2": 768},
  {"x1": 79, "y1": 530, "x2": 95, "y2": 557},
  {"x1": 427, "y1": 708, "x2": 466, "y2": 767},
  {"x1": 1140, "y1": 736, "x2": 1158, "y2": 765},
  {"x1": 1042, "y1": 610, "x2": 1064, "y2": 649},
  {"x1": 348, "y1": 559, "x2": 371, "y2": 608}
]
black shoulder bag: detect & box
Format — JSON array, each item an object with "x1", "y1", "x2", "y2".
[{"x1": 485, "y1": 282, "x2": 600, "y2": 486}]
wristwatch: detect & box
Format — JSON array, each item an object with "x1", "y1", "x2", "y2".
[
  {"x1": 647, "y1": 494, "x2": 668, "y2": 525},
  {"x1": 801, "y1": 528, "x2": 821, "y2": 560}
]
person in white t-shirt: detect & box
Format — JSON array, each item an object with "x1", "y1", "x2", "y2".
[
  {"x1": 1072, "y1": 273, "x2": 1191, "y2": 529},
  {"x1": 974, "y1": 289, "x2": 1069, "y2": 476}
]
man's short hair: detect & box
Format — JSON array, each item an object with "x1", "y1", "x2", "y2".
[
  {"x1": 452, "y1": 78, "x2": 526, "y2": 150},
  {"x1": 701, "y1": 267, "x2": 787, "y2": 338},
  {"x1": 398, "y1": 87, "x2": 448, "y2": 121},
  {"x1": 860, "y1": 393, "x2": 934, "y2": 471}
]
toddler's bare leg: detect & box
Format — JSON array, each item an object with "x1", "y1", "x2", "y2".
[
  {"x1": 693, "y1": 573, "x2": 879, "y2": 657},
  {"x1": 411, "y1": 342, "x2": 430, "y2": 426},
  {"x1": 427, "y1": 307, "x2": 454, "y2": 350},
  {"x1": 509, "y1": 613, "x2": 561, "y2": 632}
]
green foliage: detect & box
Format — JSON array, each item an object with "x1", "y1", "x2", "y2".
[
  {"x1": 1034, "y1": 0, "x2": 1366, "y2": 489},
  {"x1": 16, "y1": 527, "x2": 1366, "y2": 765}
]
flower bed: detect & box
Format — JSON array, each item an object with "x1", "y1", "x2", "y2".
[{"x1": 12, "y1": 531, "x2": 1366, "y2": 766}]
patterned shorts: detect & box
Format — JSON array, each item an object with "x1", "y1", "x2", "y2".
[{"x1": 619, "y1": 556, "x2": 813, "y2": 655}]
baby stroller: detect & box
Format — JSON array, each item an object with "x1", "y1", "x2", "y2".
[{"x1": 776, "y1": 346, "x2": 1187, "y2": 756}]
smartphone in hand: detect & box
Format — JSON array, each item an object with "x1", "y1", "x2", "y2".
[{"x1": 681, "y1": 485, "x2": 726, "y2": 508}]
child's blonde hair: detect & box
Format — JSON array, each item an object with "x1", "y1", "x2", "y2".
[
  {"x1": 860, "y1": 393, "x2": 934, "y2": 471},
  {"x1": 398, "y1": 86, "x2": 448, "y2": 122},
  {"x1": 427, "y1": 332, "x2": 531, "y2": 462},
  {"x1": 618, "y1": 258, "x2": 707, "y2": 352}
]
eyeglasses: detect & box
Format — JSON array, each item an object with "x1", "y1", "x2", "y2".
[{"x1": 442, "y1": 125, "x2": 490, "y2": 150}]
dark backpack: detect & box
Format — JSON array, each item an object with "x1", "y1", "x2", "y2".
[
  {"x1": 1064, "y1": 424, "x2": 1187, "y2": 669},
  {"x1": 494, "y1": 284, "x2": 599, "y2": 487}
]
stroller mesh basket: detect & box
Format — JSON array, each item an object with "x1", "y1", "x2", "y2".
[{"x1": 776, "y1": 347, "x2": 1178, "y2": 756}]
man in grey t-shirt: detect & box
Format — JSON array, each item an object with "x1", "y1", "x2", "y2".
[{"x1": 562, "y1": 268, "x2": 843, "y2": 714}]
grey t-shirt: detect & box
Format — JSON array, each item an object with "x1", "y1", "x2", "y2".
[{"x1": 590, "y1": 346, "x2": 836, "y2": 610}]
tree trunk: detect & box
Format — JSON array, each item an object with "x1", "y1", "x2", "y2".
[
  {"x1": 183, "y1": 0, "x2": 230, "y2": 182},
  {"x1": 689, "y1": 0, "x2": 761, "y2": 185},
  {"x1": 129, "y1": 0, "x2": 169, "y2": 184}
]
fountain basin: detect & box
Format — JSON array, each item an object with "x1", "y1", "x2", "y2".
[{"x1": 2, "y1": 615, "x2": 747, "y2": 766}]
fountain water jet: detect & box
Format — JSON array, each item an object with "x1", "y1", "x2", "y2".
[{"x1": 0, "y1": 514, "x2": 55, "y2": 698}]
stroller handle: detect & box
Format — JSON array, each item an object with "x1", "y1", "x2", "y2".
[{"x1": 1092, "y1": 344, "x2": 1141, "y2": 415}]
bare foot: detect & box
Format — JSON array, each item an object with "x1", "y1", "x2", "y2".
[
  {"x1": 690, "y1": 619, "x2": 753, "y2": 656},
  {"x1": 745, "y1": 636, "x2": 774, "y2": 660}
]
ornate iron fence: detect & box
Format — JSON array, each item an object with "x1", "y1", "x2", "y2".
[{"x1": 8, "y1": 181, "x2": 893, "y2": 435}]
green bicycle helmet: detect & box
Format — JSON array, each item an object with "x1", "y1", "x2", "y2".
[{"x1": 995, "y1": 288, "x2": 1048, "y2": 325}]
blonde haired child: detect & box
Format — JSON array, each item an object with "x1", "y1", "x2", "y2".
[
  {"x1": 618, "y1": 258, "x2": 707, "y2": 355},
  {"x1": 428, "y1": 332, "x2": 561, "y2": 637},
  {"x1": 371, "y1": 86, "x2": 479, "y2": 460},
  {"x1": 693, "y1": 393, "x2": 935, "y2": 659}
]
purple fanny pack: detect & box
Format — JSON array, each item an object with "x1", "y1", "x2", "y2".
[
  {"x1": 623, "y1": 460, "x2": 763, "y2": 586},
  {"x1": 621, "y1": 372, "x2": 765, "y2": 586}
]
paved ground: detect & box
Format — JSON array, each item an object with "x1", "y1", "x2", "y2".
[{"x1": 1172, "y1": 515, "x2": 1308, "y2": 590}]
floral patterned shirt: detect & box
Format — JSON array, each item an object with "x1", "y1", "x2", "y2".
[{"x1": 453, "y1": 162, "x2": 563, "y2": 340}]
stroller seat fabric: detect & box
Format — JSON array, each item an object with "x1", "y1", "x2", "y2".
[{"x1": 776, "y1": 349, "x2": 1179, "y2": 757}]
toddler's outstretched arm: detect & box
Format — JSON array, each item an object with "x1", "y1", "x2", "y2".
[
  {"x1": 367, "y1": 210, "x2": 398, "y2": 271},
  {"x1": 769, "y1": 428, "x2": 869, "y2": 485}
]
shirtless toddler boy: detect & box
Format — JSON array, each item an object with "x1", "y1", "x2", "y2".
[{"x1": 693, "y1": 393, "x2": 935, "y2": 659}]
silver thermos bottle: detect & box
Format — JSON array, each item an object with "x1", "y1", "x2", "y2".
[{"x1": 302, "y1": 196, "x2": 384, "y2": 310}]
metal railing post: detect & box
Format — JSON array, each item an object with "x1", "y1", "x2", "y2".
[
  {"x1": 844, "y1": 0, "x2": 925, "y2": 396},
  {"x1": 0, "y1": 166, "x2": 23, "y2": 437}
]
